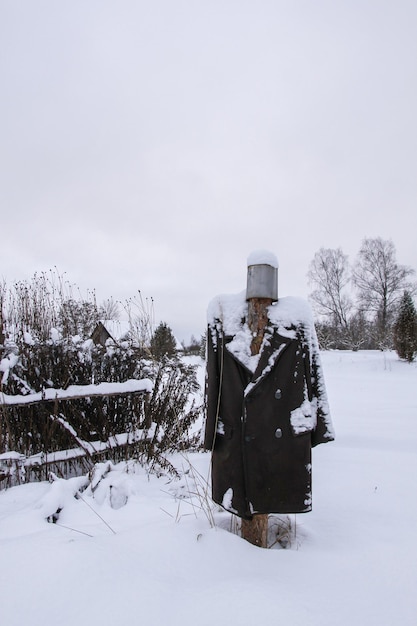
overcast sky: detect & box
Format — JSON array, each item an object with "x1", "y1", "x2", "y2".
[{"x1": 1, "y1": 0, "x2": 416, "y2": 342}]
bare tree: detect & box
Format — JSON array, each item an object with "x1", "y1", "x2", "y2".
[
  {"x1": 122, "y1": 291, "x2": 154, "y2": 353},
  {"x1": 352, "y1": 237, "x2": 416, "y2": 346},
  {"x1": 307, "y1": 247, "x2": 353, "y2": 330},
  {"x1": 99, "y1": 297, "x2": 120, "y2": 321}
]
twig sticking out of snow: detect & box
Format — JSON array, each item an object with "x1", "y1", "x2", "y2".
[{"x1": 75, "y1": 491, "x2": 117, "y2": 535}]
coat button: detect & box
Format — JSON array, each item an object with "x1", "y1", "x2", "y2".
[
  {"x1": 245, "y1": 435, "x2": 252, "y2": 442},
  {"x1": 275, "y1": 428, "x2": 282, "y2": 439},
  {"x1": 275, "y1": 389, "x2": 282, "y2": 399}
]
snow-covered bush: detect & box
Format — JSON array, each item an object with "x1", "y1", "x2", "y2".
[
  {"x1": 0, "y1": 285, "x2": 202, "y2": 483},
  {"x1": 1, "y1": 344, "x2": 202, "y2": 484}
]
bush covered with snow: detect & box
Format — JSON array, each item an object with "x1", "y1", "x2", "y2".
[
  {"x1": 0, "y1": 273, "x2": 203, "y2": 484},
  {"x1": 0, "y1": 336, "x2": 203, "y2": 483}
]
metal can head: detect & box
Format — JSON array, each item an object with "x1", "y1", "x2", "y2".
[{"x1": 246, "y1": 250, "x2": 278, "y2": 301}]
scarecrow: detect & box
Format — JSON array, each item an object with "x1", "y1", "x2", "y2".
[{"x1": 204, "y1": 251, "x2": 334, "y2": 521}]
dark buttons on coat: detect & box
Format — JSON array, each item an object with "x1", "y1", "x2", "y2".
[
  {"x1": 274, "y1": 389, "x2": 282, "y2": 399},
  {"x1": 275, "y1": 428, "x2": 283, "y2": 439}
]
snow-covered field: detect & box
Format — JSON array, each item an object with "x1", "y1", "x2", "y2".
[{"x1": 1, "y1": 351, "x2": 416, "y2": 626}]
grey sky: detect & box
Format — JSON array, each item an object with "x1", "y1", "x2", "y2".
[{"x1": 1, "y1": 0, "x2": 416, "y2": 342}]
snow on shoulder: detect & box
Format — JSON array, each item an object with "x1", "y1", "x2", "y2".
[
  {"x1": 207, "y1": 291, "x2": 247, "y2": 336},
  {"x1": 268, "y1": 296, "x2": 314, "y2": 330},
  {"x1": 207, "y1": 291, "x2": 314, "y2": 337}
]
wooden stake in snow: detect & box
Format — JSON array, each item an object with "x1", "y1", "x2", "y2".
[{"x1": 241, "y1": 296, "x2": 272, "y2": 548}]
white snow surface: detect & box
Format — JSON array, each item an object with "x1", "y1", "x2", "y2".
[
  {"x1": 1, "y1": 351, "x2": 417, "y2": 626},
  {"x1": 247, "y1": 249, "x2": 279, "y2": 268}
]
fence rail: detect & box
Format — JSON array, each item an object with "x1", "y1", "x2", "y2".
[
  {"x1": 0, "y1": 380, "x2": 153, "y2": 489},
  {"x1": 0, "y1": 378, "x2": 152, "y2": 407}
]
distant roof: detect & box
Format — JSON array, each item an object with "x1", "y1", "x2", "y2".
[{"x1": 98, "y1": 320, "x2": 131, "y2": 342}]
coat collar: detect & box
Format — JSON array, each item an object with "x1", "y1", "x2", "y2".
[{"x1": 224, "y1": 322, "x2": 294, "y2": 385}]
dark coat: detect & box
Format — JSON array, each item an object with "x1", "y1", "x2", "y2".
[{"x1": 204, "y1": 294, "x2": 334, "y2": 520}]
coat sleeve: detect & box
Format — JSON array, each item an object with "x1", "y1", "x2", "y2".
[
  {"x1": 308, "y1": 326, "x2": 335, "y2": 448},
  {"x1": 203, "y1": 324, "x2": 222, "y2": 451}
]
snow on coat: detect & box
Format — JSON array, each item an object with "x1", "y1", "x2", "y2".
[{"x1": 204, "y1": 291, "x2": 334, "y2": 520}]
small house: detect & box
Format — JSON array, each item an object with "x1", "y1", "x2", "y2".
[{"x1": 91, "y1": 320, "x2": 131, "y2": 346}]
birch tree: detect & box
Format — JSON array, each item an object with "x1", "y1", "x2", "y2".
[
  {"x1": 307, "y1": 247, "x2": 353, "y2": 330},
  {"x1": 352, "y1": 238, "x2": 415, "y2": 346}
]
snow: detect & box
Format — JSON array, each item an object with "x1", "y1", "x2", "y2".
[
  {"x1": 269, "y1": 295, "x2": 315, "y2": 329},
  {"x1": 222, "y1": 487, "x2": 234, "y2": 510},
  {"x1": 50, "y1": 328, "x2": 61, "y2": 342},
  {"x1": 225, "y1": 323, "x2": 261, "y2": 372},
  {"x1": 1, "y1": 351, "x2": 417, "y2": 625},
  {"x1": 290, "y1": 396, "x2": 317, "y2": 434},
  {"x1": 207, "y1": 292, "x2": 322, "y2": 394},
  {"x1": 0, "y1": 352, "x2": 19, "y2": 385},
  {"x1": 23, "y1": 331, "x2": 35, "y2": 345},
  {"x1": 207, "y1": 289, "x2": 247, "y2": 336},
  {"x1": 0, "y1": 451, "x2": 25, "y2": 461},
  {"x1": 247, "y1": 249, "x2": 279, "y2": 268},
  {"x1": 0, "y1": 378, "x2": 153, "y2": 406},
  {"x1": 207, "y1": 291, "x2": 315, "y2": 341}
]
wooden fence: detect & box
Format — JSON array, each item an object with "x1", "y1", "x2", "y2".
[{"x1": 0, "y1": 380, "x2": 152, "y2": 489}]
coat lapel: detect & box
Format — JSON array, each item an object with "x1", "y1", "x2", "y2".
[{"x1": 250, "y1": 327, "x2": 293, "y2": 385}]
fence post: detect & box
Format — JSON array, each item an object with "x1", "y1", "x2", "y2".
[{"x1": 241, "y1": 296, "x2": 272, "y2": 548}]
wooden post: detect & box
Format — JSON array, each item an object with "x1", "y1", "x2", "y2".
[{"x1": 241, "y1": 296, "x2": 272, "y2": 548}]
